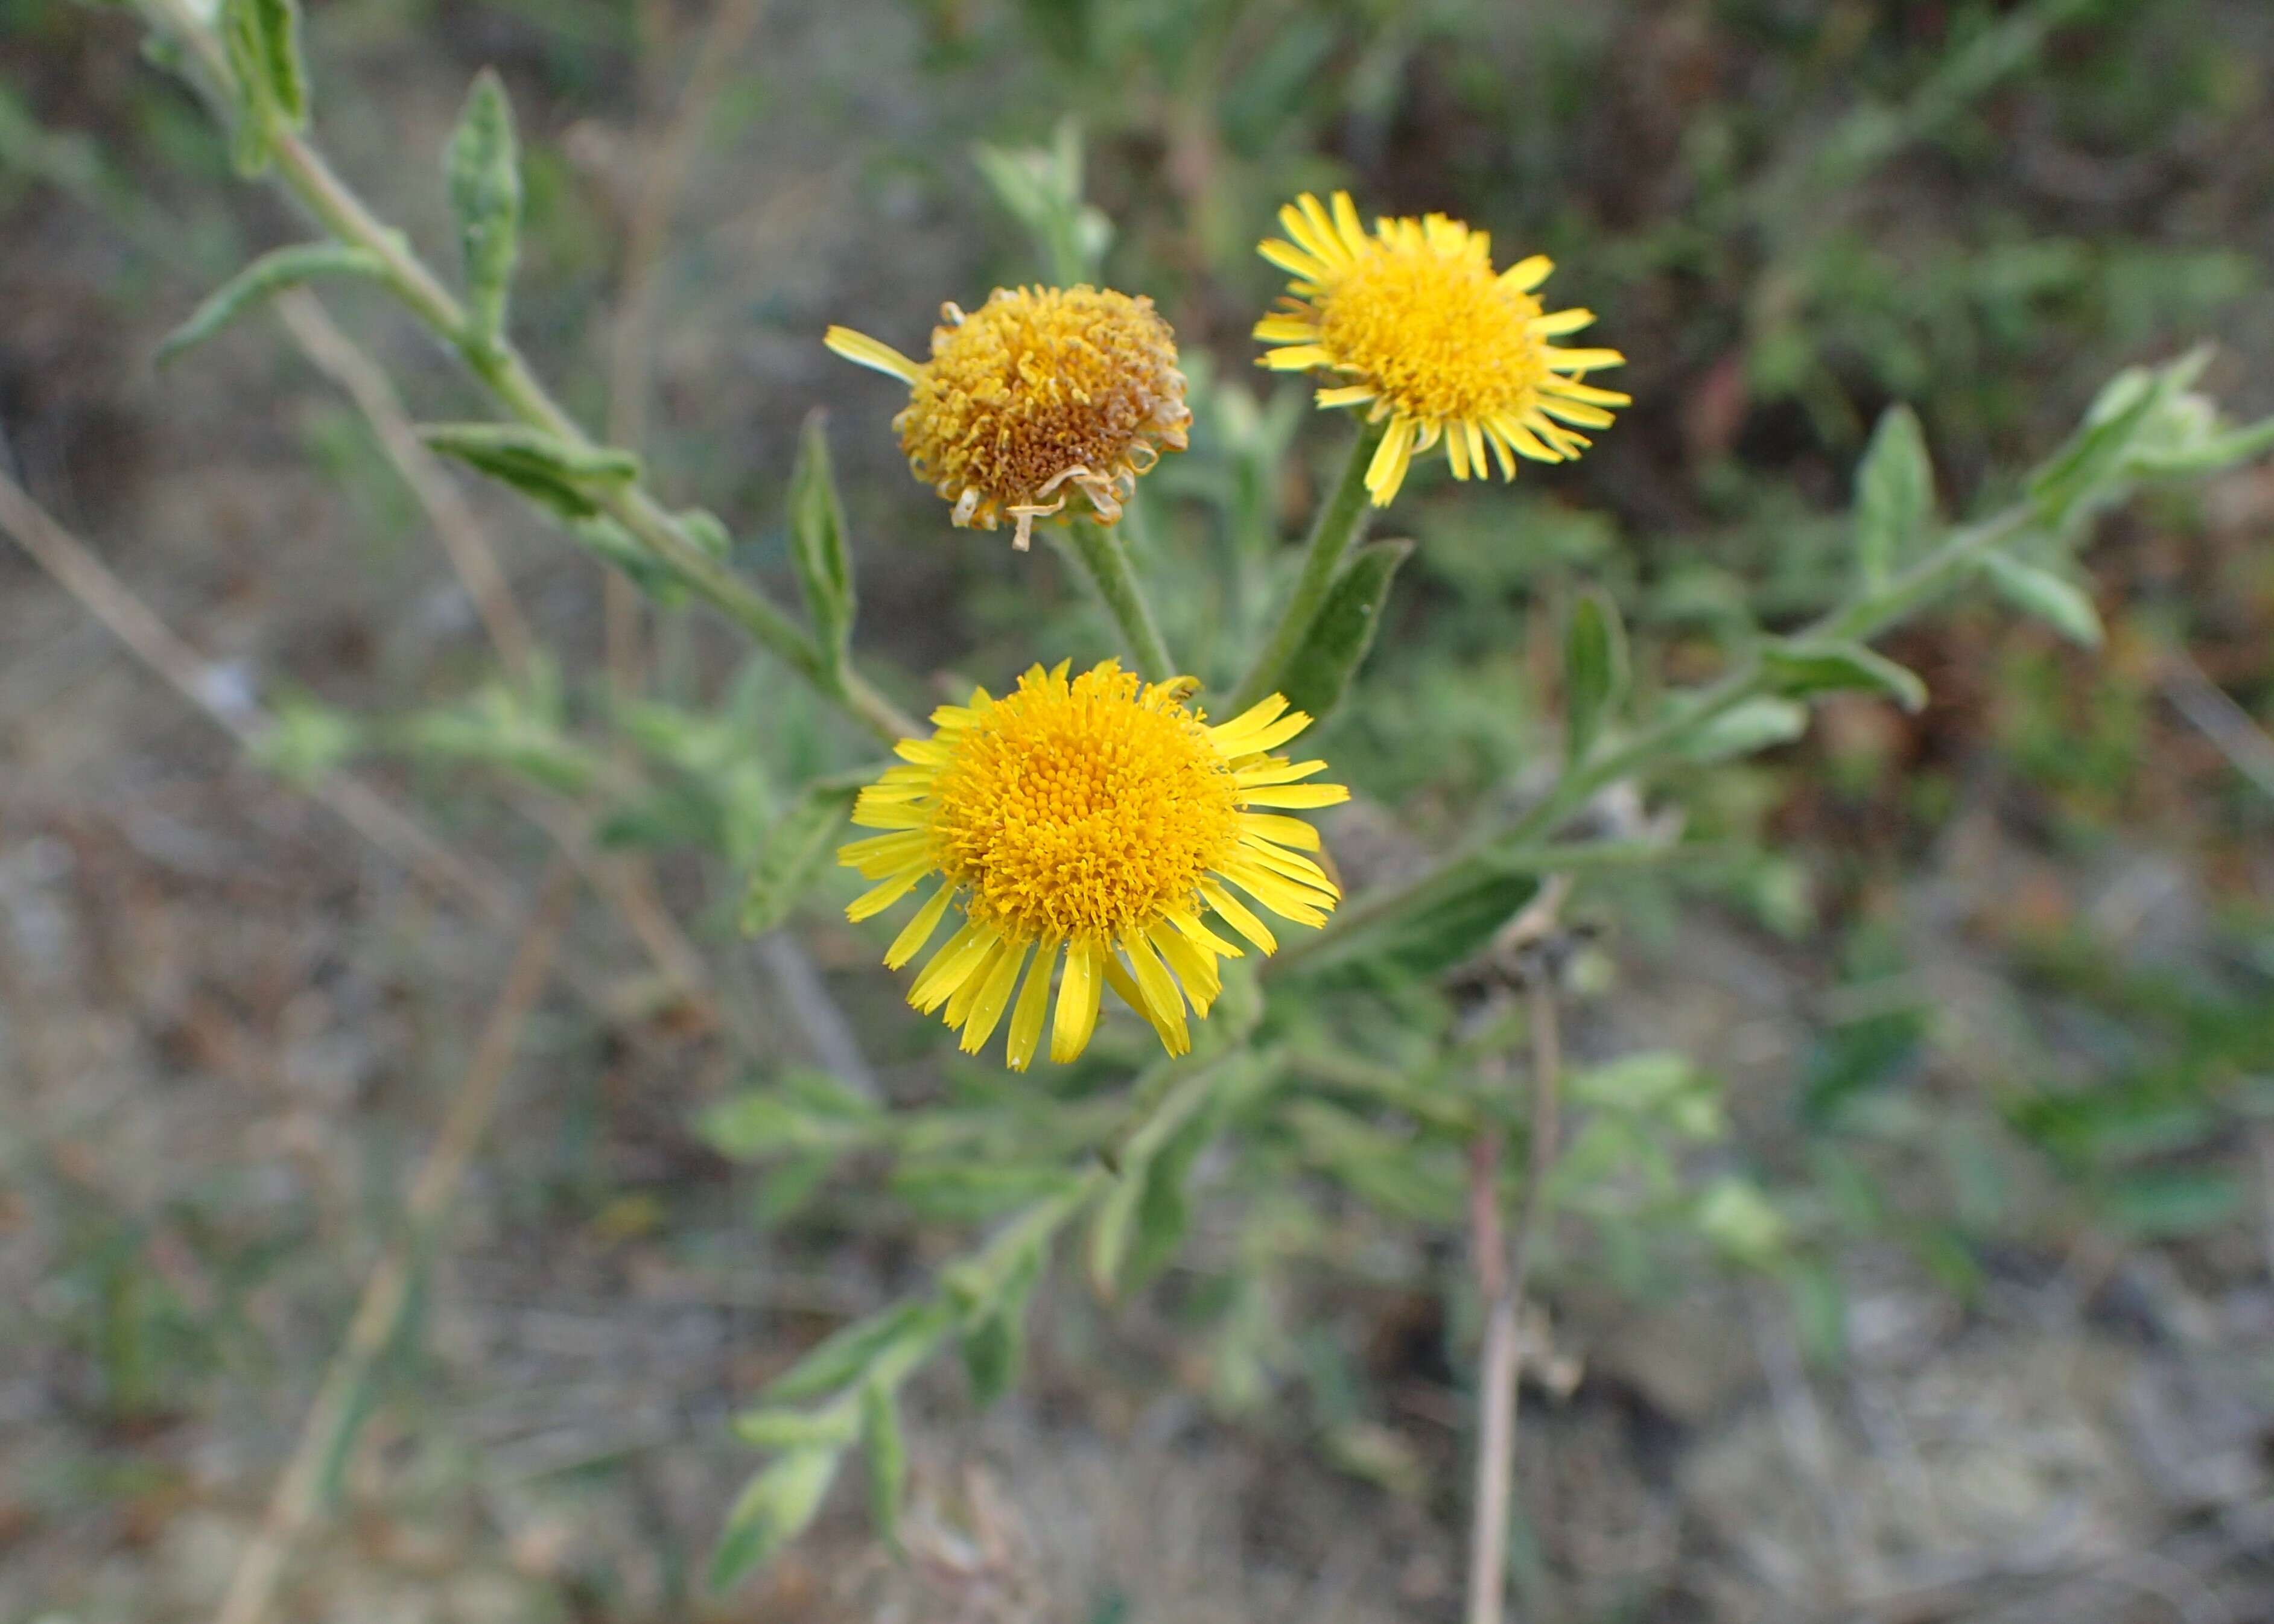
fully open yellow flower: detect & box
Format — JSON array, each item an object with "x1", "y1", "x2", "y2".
[
  {"x1": 826, "y1": 286, "x2": 1190, "y2": 550},
  {"x1": 1254, "y1": 191, "x2": 1630, "y2": 507},
  {"x1": 839, "y1": 660, "x2": 1347, "y2": 1067}
]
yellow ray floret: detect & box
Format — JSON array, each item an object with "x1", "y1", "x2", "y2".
[
  {"x1": 838, "y1": 661, "x2": 1350, "y2": 1067},
  {"x1": 825, "y1": 285, "x2": 1192, "y2": 550},
  {"x1": 1253, "y1": 191, "x2": 1631, "y2": 507}
]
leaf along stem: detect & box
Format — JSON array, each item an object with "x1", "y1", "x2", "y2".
[
  {"x1": 1228, "y1": 413, "x2": 1388, "y2": 714},
  {"x1": 1269, "y1": 496, "x2": 2039, "y2": 978},
  {"x1": 135, "y1": 0, "x2": 922, "y2": 746}
]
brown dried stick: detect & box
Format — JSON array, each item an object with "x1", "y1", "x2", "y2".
[
  {"x1": 273, "y1": 289, "x2": 538, "y2": 680},
  {"x1": 211, "y1": 864, "x2": 576, "y2": 1624},
  {"x1": 0, "y1": 468, "x2": 520, "y2": 928}
]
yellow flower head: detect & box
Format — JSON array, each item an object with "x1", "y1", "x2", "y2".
[
  {"x1": 826, "y1": 286, "x2": 1191, "y2": 550},
  {"x1": 1254, "y1": 191, "x2": 1630, "y2": 507},
  {"x1": 839, "y1": 660, "x2": 1348, "y2": 1067}
]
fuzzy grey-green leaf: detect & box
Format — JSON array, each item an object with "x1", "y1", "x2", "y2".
[
  {"x1": 1276, "y1": 539, "x2": 1411, "y2": 723},
  {"x1": 1679, "y1": 697, "x2": 1810, "y2": 763},
  {"x1": 860, "y1": 1380, "x2": 907, "y2": 1552},
  {"x1": 445, "y1": 69, "x2": 521, "y2": 347},
  {"x1": 1561, "y1": 588, "x2": 1627, "y2": 765},
  {"x1": 1854, "y1": 404, "x2": 1934, "y2": 588},
  {"x1": 789, "y1": 412, "x2": 857, "y2": 667},
  {"x1": 1762, "y1": 639, "x2": 1928, "y2": 712},
  {"x1": 157, "y1": 245, "x2": 387, "y2": 367},
  {"x1": 1978, "y1": 550, "x2": 2103, "y2": 647},
  {"x1": 418, "y1": 423, "x2": 639, "y2": 521},
  {"x1": 740, "y1": 781, "x2": 859, "y2": 935},
  {"x1": 731, "y1": 1401, "x2": 860, "y2": 1452},
  {"x1": 762, "y1": 1299, "x2": 950, "y2": 1405},
  {"x1": 220, "y1": 0, "x2": 306, "y2": 173},
  {"x1": 709, "y1": 1447, "x2": 842, "y2": 1591}
]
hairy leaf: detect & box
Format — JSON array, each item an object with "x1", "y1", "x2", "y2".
[
  {"x1": 790, "y1": 411, "x2": 857, "y2": 667},
  {"x1": 710, "y1": 1448, "x2": 842, "y2": 1591},
  {"x1": 156, "y1": 244, "x2": 387, "y2": 367},
  {"x1": 763, "y1": 1299, "x2": 950, "y2": 1405},
  {"x1": 860, "y1": 1380, "x2": 907, "y2": 1552},
  {"x1": 1561, "y1": 587, "x2": 1627, "y2": 764},
  {"x1": 419, "y1": 423, "x2": 640, "y2": 521},
  {"x1": 1853, "y1": 404, "x2": 1934, "y2": 588},
  {"x1": 1762, "y1": 639, "x2": 1928, "y2": 712},
  {"x1": 1978, "y1": 550, "x2": 2103, "y2": 647},
  {"x1": 445, "y1": 69, "x2": 521, "y2": 347},
  {"x1": 1275, "y1": 539, "x2": 1411, "y2": 724},
  {"x1": 740, "y1": 781, "x2": 859, "y2": 935}
]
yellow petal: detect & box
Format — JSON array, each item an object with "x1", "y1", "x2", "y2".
[
  {"x1": 1240, "y1": 782, "x2": 1350, "y2": 810},
  {"x1": 1549, "y1": 347, "x2": 1626, "y2": 371},
  {"x1": 1261, "y1": 344, "x2": 1336, "y2": 372},
  {"x1": 823, "y1": 325, "x2": 921, "y2": 382},
  {"x1": 1539, "y1": 400, "x2": 1616, "y2": 430},
  {"x1": 958, "y1": 939, "x2": 1031, "y2": 1054},
  {"x1": 1542, "y1": 378, "x2": 1633, "y2": 408},
  {"x1": 1200, "y1": 877, "x2": 1277, "y2": 954},
  {"x1": 1499, "y1": 254, "x2": 1552, "y2": 293},
  {"x1": 944, "y1": 937, "x2": 1008, "y2": 1029},
  {"x1": 1259, "y1": 238, "x2": 1330, "y2": 282},
  {"x1": 1235, "y1": 757, "x2": 1330, "y2": 787},
  {"x1": 1166, "y1": 907, "x2": 1242, "y2": 960},
  {"x1": 1005, "y1": 939, "x2": 1058, "y2": 1071},
  {"x1": 1242, "y1": 811, "x2": 1323, "y2": 851},
  {"x1": 1149, "y1": 922, "x2": 1221, "y2": 1017},
  {"x1": 846, "y1": 863, "x2": 926, "y2": 922},
  {"x1": 1253, "y1": 316, "x2": 1320, "y2": 343},
  {"x1": 1445, "y1": 420, "x2": 1472, "y2": 480},
  {"x1": 1315, "y1": 384, "x2": 1376, "y2": 409},
  {"x1": 909, "y1": 921, "x2": 995, "y2": 1012},
  {"x1": 1530, "y1": 307, "x2": 1595, "y2": 336},
  {"x1": 884, "y1": 882, "x2": 958, "y2": 969},
  {"x1": 1366, "y1": 419, "x2": 1417, "y2": 506},
  {"x1": 1330, "y1": 190, "x2": 1368, "y2": 255},
  {"x1": 1223, "y1": 861, "x2": 1332, "y2": 926},
  {"x1": 1120, "y1": 930, "x2": 1191, "y2": 1057},
  {"x1": 1050, "y1": 937, "x2": 1104, "y2": 1064}
]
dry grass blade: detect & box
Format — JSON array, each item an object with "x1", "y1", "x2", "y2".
[{"x1": 211, "y1": 863, "x2": 577, "y2": 1624}]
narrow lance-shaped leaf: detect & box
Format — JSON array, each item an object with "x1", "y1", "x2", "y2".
[
  {"x1": 761, "y1": 1298, "x2": 950, "y2": 1406},
  {"x1": 1978, "y1": 550, "x2": 2103, "y2": 648},
  {"x1": 220, "y1": 0, "x2": 306, "y2": 171},
  {"x1": 741, "y1": 781, "x2": 860, "y2": 934},
  {"x1": 419, "y1": 423, "x2": 640, "y2": 521},
  {"x1": 860, "y1": 1379, "x2": 907, "y2": 1552},
  {"x1": 1120, "y1": 1093, "x2": 1219, "y2": 1295},
  {"x1": 445, "y1": 69, "x2": 521, "y2": 349},
  {"x1": 1853, "y1": 404, "x2": 1934, "y2": 588},
  {"x1": 958, "y1": 1236, "x2": 1044, "y2": 1409},
  {"x1": 708, "y1": 1447, "x2": 842, "y2": 1592},
  {"x1": 1562, "y1": 587, "x2": 1628, "y2": 766},
  {"x1": 1275, "y1": 539, "x2": 1412, "y2": 723},
  {"x1": 732, "y1": 1401, "x2": 860, "y2": 1451},
  {"x1": 789, "y1": 412, "x2": 857, "y2": 668},
  {"x1": 1678, "y1": 696, "x2": 1810, "y2": 763},
  {"x1": 1761, "y1": 639, "x2": 1928, "y2": 712},
  {"x1": 2028, "y1": 350, "x2": 2209, "y2": 538},
  {"x1": 157, "y1": 244, "x2": 388, "y2": 367}
]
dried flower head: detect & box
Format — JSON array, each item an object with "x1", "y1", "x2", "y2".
[
  {"x1": 839, "y1": 660, "x2": 1347, "y2": 1067},
  {"x1": 827, "y1": 286, "x2": 1190, "y2": 549},
  {"x1": 1255, "y1": 191, "x2": 1630, "y2": 507}
]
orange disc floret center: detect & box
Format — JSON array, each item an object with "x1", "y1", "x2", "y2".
[
  {"x1": 1318, "y1": 239, "x2": 1545, "y2": 424},
  {"x1": 925, "y1": 666, "x2": 1242, "y2": 945},
  {"x1": 898, "y1": 286, "x2": 1188, "y2": 532}
]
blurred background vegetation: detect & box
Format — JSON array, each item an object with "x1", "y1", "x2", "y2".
[{"x1": 3, "y1": 0, "x2": 2273, "y2": 1619}]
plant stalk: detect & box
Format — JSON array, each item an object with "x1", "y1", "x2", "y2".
[
  {"x1": 134, "y1": 0, "x2": 922, "y2": 745},
  {"x1": 1228, "y1": 413, "x2": 1388, "y2": 713},
  {"x1": 1059, "y1": 519, "x2": 1177, "y2": 683},
  {"x1": 1271, "y1": 496, "x2": 2039, "y2": 977}
]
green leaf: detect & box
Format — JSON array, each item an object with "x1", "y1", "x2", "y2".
[
  {"x1": 860, "y1": 1380, "x2": 907, "y2": 1552},
  {"x1": 1122, "y1": 1094, "x2": 1217, "y2": 1295},
  {"x1": 732, "y1": 1401, "x2": 860, "y2": 1451},
  {"x1": 953, "y1": 1216, "x2": 1051, "y2": 1408},
  {"x1": 789, "y1": 412, "x2": 857, "y2": 669},
  {"x1": 890, "y1": 1161, "x2": 1085, "y2": 1223},
  {"x1": 2128, "y1": 413, "x2": 2274, "y2": 476},
  {"x1": 220, "y1": 0, "x2": 306, "y2": 171},
  {"x1": 156, "y1": 244, "x2": 386, "y2": 367},
  {"x1": 763, "y1": 1300, "x2": 950, "y2": 1405},
  {"x1": 1561, "y1": 588, "x2": 1627, "y2": 765},
  {"x1": 1762, "y1": 639, "x2": 1928, "y2": 712},
  {"x1": 709, "y1": 1447, "x2": 842, "y2": 1591},
  {"x1": 419, "y1": 423, "x2": 640, "y2": 521},
  {"x1": 1274, "y1": 539, "x2": 1411, "y2": 724},
  {"x1": 1978, "y1": 551, "x2": 2103, "y2": 647},
  {"x1": 445, "y1": 69, "x2": 522, "y2": 347},
  {"x1": 740, "y1": 781, "x2": 860, "y2": 935},
  {"x1": 2104, "y1": 1169, "x2": 2243, "y2": 1237},
  {"x1": 2027, "y1": 350, "x2": 2209, "y2": 537},
  {"x1": 1679, "y1": 696, "x2": 1809, "y2": 763},
  {"x1": 250, "y1": 690, "x2": 363, "y2": 788},
  {"x1": 1853, "y1": 404, "x2": 1934, "y2": 588},
  {"x1": 1695, "y1": 1175, "x2": 1788, "y2": 1266}
]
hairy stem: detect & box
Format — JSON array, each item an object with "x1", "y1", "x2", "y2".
[
  {"x1": 1272, "y1": 496, "x2": 2039, "y2": 977},
  {"x1": 1059, "y1": 519, "x2": 1177, "y2": 683},
  {"x1": 135, "y1": 0, "x2": 921, "y2": 744},
  {"x1": 1228, "y1": 413, "x2": 1387, "y2": 712}
]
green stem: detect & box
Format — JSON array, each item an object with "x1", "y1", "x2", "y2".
[
  {"x1": 1059, "y1": 519, "x2": 1175, "y2": 683},
  {"x1": 138, "y1": 0, "x2": 922, "y2": 745},
  {"x1": 1271, "y1": 498, "x2": 2039, "y2": 978},
  {"x1": 1228, "y1": 414, "x2": 1387, "y2": 714}
]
